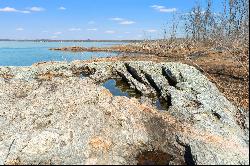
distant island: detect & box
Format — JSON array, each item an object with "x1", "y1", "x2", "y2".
[{"x1": 0, "y1": 39, "x2": 142, "y2": 42}]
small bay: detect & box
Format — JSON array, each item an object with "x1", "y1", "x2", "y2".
[{"x1": 0, "y1": 41, "x2": 124, "y2": 66}]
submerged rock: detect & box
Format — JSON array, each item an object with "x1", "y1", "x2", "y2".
[{"x1": 0, "y1": 61, "x2": 249, "y2": 165}]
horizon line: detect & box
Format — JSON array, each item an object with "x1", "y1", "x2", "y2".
[{"x1": 0, "y1": 39, "x2": 144, "y2": 42}]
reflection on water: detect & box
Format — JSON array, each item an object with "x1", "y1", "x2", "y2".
[
  {"x1": 155, "y1": 97, "x2": 169, "y2": 111},
  {"x1": 102, "y1": 79, "x2": 169, "y2": 111},
  {"x1": 102, "y1": 79, "x2": 140, "y2": 98}
]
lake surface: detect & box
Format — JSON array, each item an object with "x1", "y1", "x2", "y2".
[
  {"x1": 0, "y1": 41, "x2": 166, "y2": 111},
  {"x1": 0, "y1": 41, "x2": 125, "y2": 66}
]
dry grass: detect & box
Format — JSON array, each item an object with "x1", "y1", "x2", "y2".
[
  {"x1": 0, "y1": 74, "x2": 14, "y2": 80},
  {"x1": 81, "y1": 39, "x2": 249, "y2": 111}
]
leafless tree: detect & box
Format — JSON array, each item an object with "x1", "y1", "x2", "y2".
[{"x1": 183, "y1": 0, "x2": 248, "y2": 47}]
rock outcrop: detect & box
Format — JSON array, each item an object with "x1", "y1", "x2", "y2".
[{"x1": 0, "y1": 61, "x2": 249, "y2": 165}]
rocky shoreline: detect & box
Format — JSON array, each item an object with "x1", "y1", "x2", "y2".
[
  {"x1": 50, "y1": 41, "x2": 249, "y2": 112},
  {"x1": 49, "y1": 45, "x2": 152, "y2": 55},
  {"x1": 0, "y1": 60, "x2": 249, "y2": 165},
  {"x1": 49, "y1": 41, "x2": 186, "y2": 58}
]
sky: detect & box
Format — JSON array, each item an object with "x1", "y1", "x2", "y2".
[{"x1": 0, "y1": 0, "x2": 224, "y2": 40}]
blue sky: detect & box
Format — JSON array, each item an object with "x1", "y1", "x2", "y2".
[{"x1": 0, "y1": 0, "x2": 224, "y2": 40}]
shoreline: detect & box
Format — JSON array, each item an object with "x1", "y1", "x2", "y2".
[
  {"x1": 0, "y1": 39, "x2": 140, "y2": 43},
  {"x1": 0, "y1": 60, "x2": 248, "y2": 165},
  {"x1": 48, "y1": 41, "x2": 249, "y2": 111}
]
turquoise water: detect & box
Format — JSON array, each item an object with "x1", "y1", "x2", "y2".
[{"x1": 0, "y1": 41, "x2": 124, "y2": 66}]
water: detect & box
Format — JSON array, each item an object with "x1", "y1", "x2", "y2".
[
  {"x1": 0, "y1": 41, "x2": 124, "y2": 66},
  {"x1": 0, "y1": 41, "x2": 168, "y2": 111},
  {"x1": 102, "y1": 79, "x2": 168, "y2": 111},
  {"x1": 102, "y1": 79, "x2": 140, "y2": 98}
]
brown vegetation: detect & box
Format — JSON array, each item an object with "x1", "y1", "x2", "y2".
[
  {"x1": 50, "y1": 0, "x2": 249, "y2": 111},
  {"x1": 81, "y1": 45, "x2": 249, "y2": 111},
  {"x1": 35, "y1": 71, "x2": 68, "y2": 81},
  {"x1": 0, "y1": 74, "x2": 14, "y2": 80}
]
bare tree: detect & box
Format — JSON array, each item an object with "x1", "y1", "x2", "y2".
[
  {"x1": 170, "y1": 12, "x2": 179, "y2": 42},
  {"x1": 184, "y1": 1, "x2": 204, "y2": 41},
  {"x1": 182, "y1": 0, "x2": 248, "y2": 47}
]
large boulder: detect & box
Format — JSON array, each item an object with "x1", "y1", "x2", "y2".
[{"x1": 0, "y1": 61, "x2": 248, "y2": 165}]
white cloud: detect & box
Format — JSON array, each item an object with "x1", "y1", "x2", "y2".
[
  {"x1": 0, "y1": 7, "x2": 30, "y2": 13},
  {"x1": 146, "y1": 29, "x2": 157, "y2": 33},
  {"x1": 105, "y1": 30, "x2": 116, "y2": 34},
  {"x1": 110, "y1": 17, "x2": 136, "y2": 25},
  {"x1": 110, "y1": 17, "x2": 124, "y2": 21},
  {"x1": 29, "y1": 7, "x2": 45, "y2": 12},
  {"x1": 87, "y1": 28, "x2": 98, "y2": 31},
  {"x1": 0, "y1": 6, "x2": 45, "y2": 13},
  {"x1": 0, "y1": 7, "x2": 18, "y2": 12},
  {"x1": 69, "y1": 28, "x2": 81, "y2": 31},
  {"x1": 119, "y1": 21, "x2": 136, "y2": 25},
  {"x1": 125, "y1": 32, "x2": 131, "y2": 34},
  {"x1": 151, "y1": 5, "x2": 165, "y2": 9},
  {"x1": 159, "y1": 8, "x2": 177, "y2": 12},
  {"x1": 53, "y1": 32, "x2": 62, "y2": 35},
  {"x1": 88, "y1": 21, "x2": 96, "y2": 24},
  {"x1": 16, "y1": 28, "x2": 24, "y2": 31},
  {"x1": 151, "y1": 5, "x2": 177, "y2": 13},
  {"x1": 50, "y1": 36, "x2": 58, "y2": 39},
  {"x1": 21, "y1": 11, "x2": 31, "y2": 14},
  {"x1": 59, "y1": 7, "x2": 66, "y2": 10}
]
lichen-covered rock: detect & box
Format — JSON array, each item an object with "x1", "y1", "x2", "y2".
[{"x1": 0, "y1": 61, "x2": 249, "y2": 165}]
